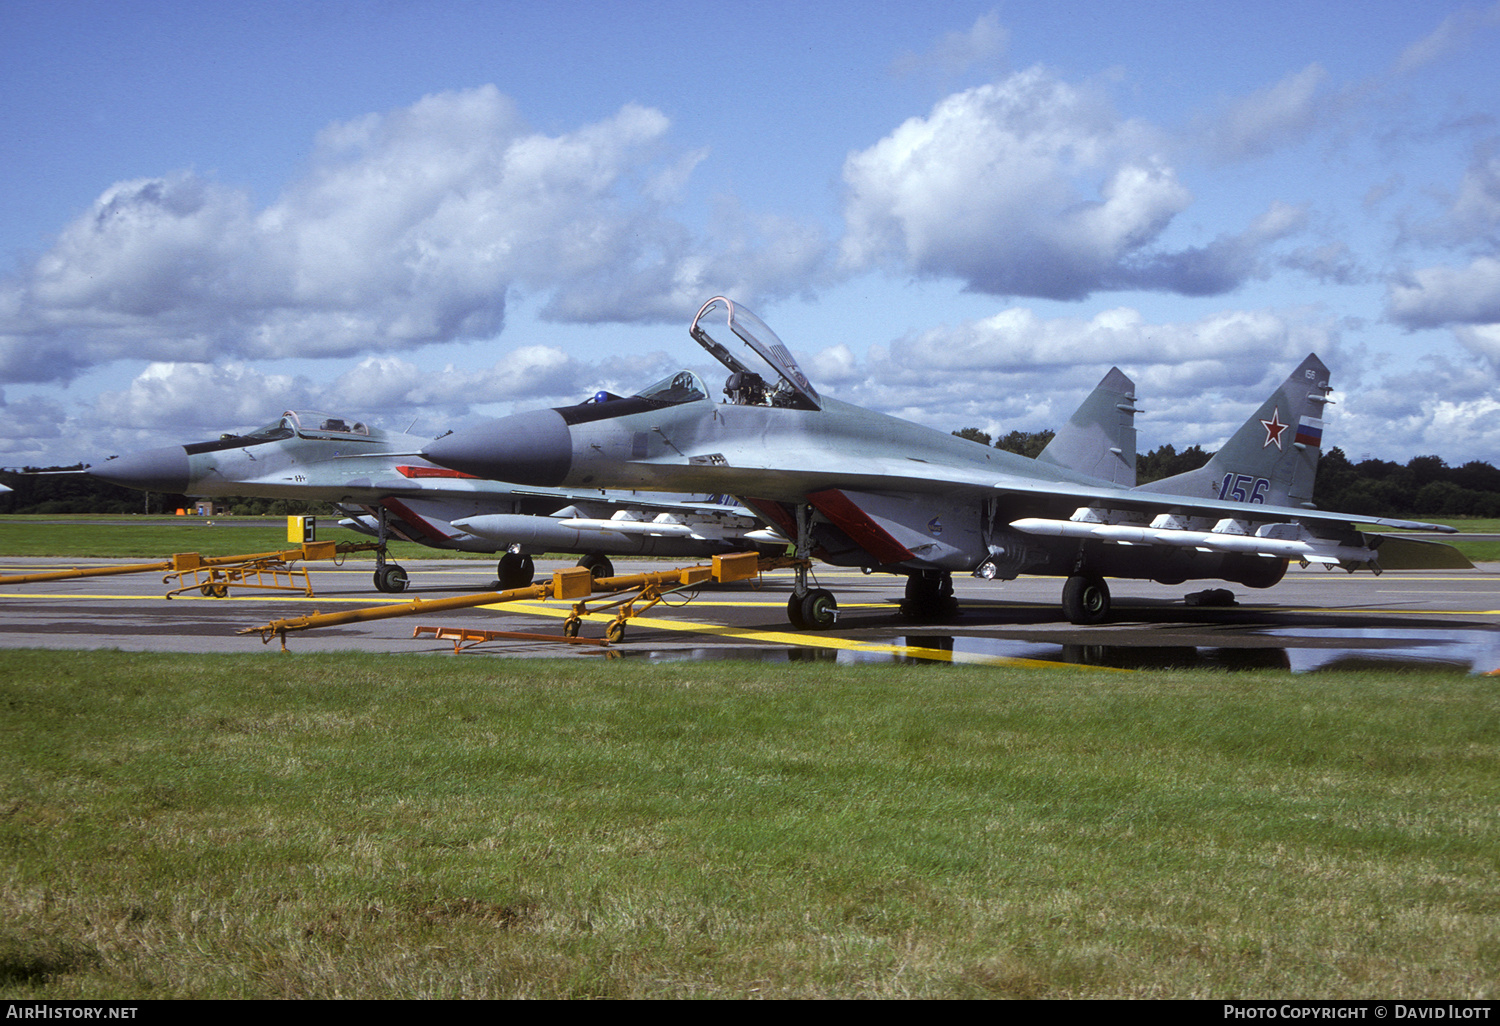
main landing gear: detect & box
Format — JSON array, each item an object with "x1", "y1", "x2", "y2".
[
  {"x1": 901, "y1": 571, "x2": 957, "y2": 621},
  {"x1": 498, "y1": 552, "x2": 535, "y2": 591},
  {"x1": 577, "y1": 554, "x2": 614, "y2": 580},
  {"x1": 498, "y1": 553, "x2": 612, "y2": 591},
  {"x1": 1061, "y1": 573, "x2": 1110, "y2": 625}
]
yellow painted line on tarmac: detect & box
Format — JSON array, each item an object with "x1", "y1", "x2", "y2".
[{"x1": 493, "y1": 601, "x2": 1117, "y2": 670}]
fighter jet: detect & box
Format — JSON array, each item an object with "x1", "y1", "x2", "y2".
[
  {"x1": 422, "y1": 296, "x2": 1460, "y2": 627},
  {"x1": 88, "y1": 409, "x2": 781, "y2": 592}
]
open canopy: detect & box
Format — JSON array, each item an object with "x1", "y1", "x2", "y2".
[{"x1": 690, "y1": 297, "x2": 821, "y2": 411}]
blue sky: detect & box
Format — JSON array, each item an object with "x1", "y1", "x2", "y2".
[{"x1": 4, "y1": 0, "x2": 1500, "y2": 470}]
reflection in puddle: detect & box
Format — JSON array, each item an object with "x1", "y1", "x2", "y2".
[{"x1": 621, "y1": 627, "x2": 1500, "y2": 674}]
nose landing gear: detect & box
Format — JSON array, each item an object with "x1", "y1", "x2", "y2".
[{"x1": 783, "y1": 503, "x2": 839, "y2": 629}]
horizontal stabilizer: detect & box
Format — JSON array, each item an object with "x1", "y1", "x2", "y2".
[{"x1": 1366, "y1": 534, "x2": 1474, "y2": 570}]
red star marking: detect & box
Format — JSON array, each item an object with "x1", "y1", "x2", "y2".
[{"x1": 1261, "y1": 408, "x2": 1287, "y2": 449}]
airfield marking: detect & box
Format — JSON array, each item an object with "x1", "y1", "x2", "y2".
[
  {"x1": 491, "y1": 600, "x2": 1114, "y2": 669},
  {"x1": 3, "y1": 589, "x2": 1497, "y2": 620}
]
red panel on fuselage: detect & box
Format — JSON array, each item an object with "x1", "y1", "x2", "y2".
[
  {"x1": 379, "y1": 497, "x2": 454, "y2": 544},
  {"x1": 805, "y1": 489, "x2": 915, "y2": 564}
]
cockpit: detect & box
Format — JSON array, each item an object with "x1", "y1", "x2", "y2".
[
  {"x1": 633, "y1": 370, "x2": 709, "y2": 405},
  {"x1": 223, "y1": 411, "x2": 377, "y2": 445},
  {"x1": 558, "y1": 298, "x2": 819, "y2": 424},
  {"x1": 562, "y1": 371, "x2": 711, "y2": 426},
  {"x1": 691, "y1": 297, "x2": 821, "y2": 411}
]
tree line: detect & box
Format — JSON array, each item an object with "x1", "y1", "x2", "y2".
[
  {"x1": 953, "y1": 428, "x2": 1500, "y2": 518},
  {"x1": 0, "y1": 466, "x2": 334, "y2": 517}
]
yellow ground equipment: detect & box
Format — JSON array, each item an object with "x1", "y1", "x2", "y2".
[
  {"x1": 1, "y1": 540, "x2": 381, "y2": 598},
  {"x1": 241, "y1": 552, "x2": 801, "y2": 651}
]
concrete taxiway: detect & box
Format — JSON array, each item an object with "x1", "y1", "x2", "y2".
[{"x1": 1, "y1": 555, "x2": 1497, "y2": 672}]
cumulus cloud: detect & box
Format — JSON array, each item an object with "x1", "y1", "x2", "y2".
[
  {"x1": 540, "y1": 202, "x2": 828, "y2": 324},
  {"x1": 1203, "y1": 64, "x2": 1329, "y2": 162},
  {"x1": 790, "y1": 303, "x2": 1329, "y2": 451},
  {"x1": 1386, "y1": 256, "x2": 1500, "y2": 328},
  {"x1": 838, "y1": 67, "x2": 1297, "y2": 301},
  {"x1": 0, "y1": 86, "x2": 831, "y2": 386},
  {"x1": 90, "y1": 362, "x2": 315, "y2": 431},
  {"x1": 1334, "y1": 373, "x2": 1500, "y2": 464},
  {"x1": 1281, "y1": 241, "x2": 1368, "y2": 285},
  {"x1": 884, "y1": 305, "x2": 1307, "y2": 379},
  {"x1": 1403, "y1": 144, "x2": 1500, "y2": 248},
  {"x1": 324, "y1": 347, "x2": 589, "y2": 414},
  {"x1": 892, "y1": 11, "x2": 1009, "y2": 78},
  {"x1": 1453, "y1": 323, "x2": 1500, "y2": 367},
  {"x1": 0, "y1": 389, "x2": 68, "y2": 455}
]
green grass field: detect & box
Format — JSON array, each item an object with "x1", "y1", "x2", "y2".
[{"x1": 2, "y1": 650, "x2": 1496, "y2": 998}]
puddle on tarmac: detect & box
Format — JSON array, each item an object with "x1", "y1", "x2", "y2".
[{"x1": 619, "y1": 627, "x2": 1500, "y2": 674}]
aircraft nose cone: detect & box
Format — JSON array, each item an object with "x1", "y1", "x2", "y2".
[
  {"x1": 88, "y1": 446, "x2": 191, "y2": 493},
  {"x1": 423, "y1": 409, "x2": 573, "y2": 486}
]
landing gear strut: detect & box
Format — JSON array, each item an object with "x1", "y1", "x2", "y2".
[
  {"x1": 371, "y1": 507, "x2": 408, "y2": 593},
  {"x1": 785, "y1": 503, "x2": 837, "y2": 629}
]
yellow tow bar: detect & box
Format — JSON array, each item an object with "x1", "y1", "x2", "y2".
[
  {"x1": 240, "y1": 552, "x2": 803, "y2": 651},
  {"x1": 1, "y1": 541, "x2": 382, "y2": 597}
]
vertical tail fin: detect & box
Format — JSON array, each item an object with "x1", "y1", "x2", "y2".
[
  {"x1": 1139, "y1": 354, "x2": 1331, "y2": 507},
  {"x1": 1036, "y1": 367, "x2": 1139, "y2": 486}
]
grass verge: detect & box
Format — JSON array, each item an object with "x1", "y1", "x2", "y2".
[{"x1": 2, "y1": 650, "x2": 1496, "y2": 998}]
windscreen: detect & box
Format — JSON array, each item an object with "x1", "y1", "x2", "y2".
[{"x1": 633, "y1": 371, "x2": 709, "y2": 405}]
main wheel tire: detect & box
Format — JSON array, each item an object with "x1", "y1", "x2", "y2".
[
  {"x1": 498, "y1": 553, "x2": 535, "y2": 591},
  {"x1": 901, "y1": 572, "x2": 957, "y2": 620},
  {"x1": 786, "y1": 593, "x2": 808, "y2": 629},
  {"x1": 1236, "y1": 555, "x2": 1289, "y2": 589},
  {"x1": 578, "y1": 554, "x2": 614, "y2": 580},
  {"x1": 800, "y1": 588, "x2": 838, "y2": 629},
  {"x1": 1062, "y1": 574, "x2": 1111, "y2": 625}
]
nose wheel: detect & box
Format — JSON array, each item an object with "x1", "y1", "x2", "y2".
[
  {"x1": 373, "y1": 564, "x2": 409, "y2": 593},
  {"x1": 786, "y1": 588, "x2": 838, "y2": 629}
]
